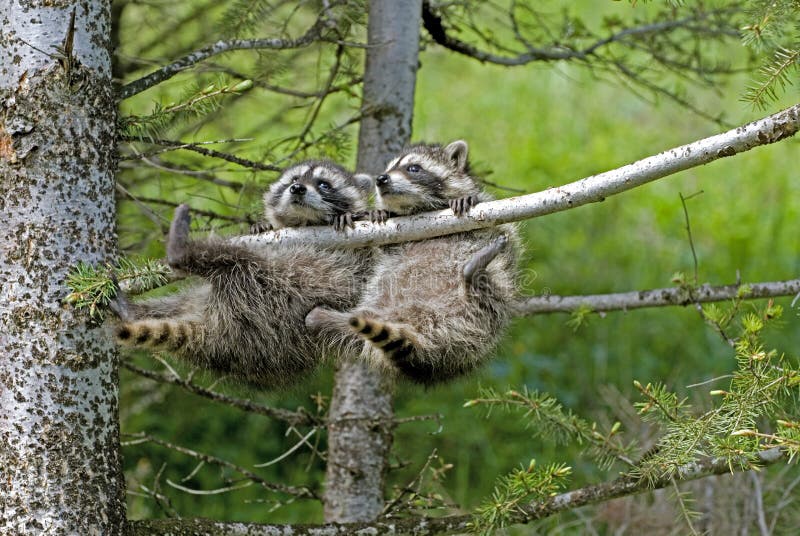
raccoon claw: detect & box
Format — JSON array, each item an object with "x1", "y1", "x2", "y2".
[
  {"x1": 449, "y1": 195, "x2": 477, "y2": 217},
  {"x1": 167, "y1": 204, "x2": 191, "y2": 268},
  {"x1": 463, "y1": 234, "x2": 509, "y2": 287},
  {"x1": 330, "y1": 212, "x2": 355, "y2": 232},
  {"x1": 369, "y1": 209, "x2": 390, "y2": 224},
  {"x1": 249, "y1": 221, "x2": 273, "y2": 234}
]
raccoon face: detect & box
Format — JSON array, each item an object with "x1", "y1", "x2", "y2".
[
  {"x1": 264, "y1": 160, "x2": 370, "y2": 228},
  {"x1": 375, "y1": 140, "x2": 479, "y2": 215}
]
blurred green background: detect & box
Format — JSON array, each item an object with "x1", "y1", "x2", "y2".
[{"x1": 115, "y1": 0, "x2": 800, "y2": 529}]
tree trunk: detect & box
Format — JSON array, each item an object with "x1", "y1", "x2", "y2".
[
  {"x1": 323, "y1": 0, "x2": 422, "y2": 523},
  {"x1": 0, "y1": 2, "x2": 126, "y2": 534}
]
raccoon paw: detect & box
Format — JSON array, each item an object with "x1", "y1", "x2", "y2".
[
  {"x1": 107, "y1": 273, "x2": 133, "y2": 322},
  {"x1": 167, "y1": 204, "x2": 191, "y2": 268},
  {"x1": 249, "y1": 221, "x2": 273, "y2": 234},
  {"x1": 329, "y1": 212, "x2": 355, "y2": 232},
  {"x1": 369, "y1": 209, "x2": 390, "y2": 224},
  {"x1": 449, "y1": 195, "x2": 477, "y2": 217}
]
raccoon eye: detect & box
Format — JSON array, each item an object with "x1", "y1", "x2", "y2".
[
  {"x1": 317, "y1": 180, "x2": 332, "y2": 190},
  {"x1": 406, "y1": 164, "x2": 422, "y2": 173}
]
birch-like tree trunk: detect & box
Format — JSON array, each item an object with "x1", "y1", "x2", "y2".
[
  {"x1": 323, "y1": 0, "x2": 423, "y2": 523},
  {"x1": 0, "y1": 2, "x2": 125, "y2": 534}
]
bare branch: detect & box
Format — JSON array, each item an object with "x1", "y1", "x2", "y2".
[
  {"x1": 520, "y1": 278, "x2": 800, "y2": 315},
  {"x1": 233, "y1": 104, "x2": 800, "y2": 249},
  {"x1": 121, "y1": 360, "x2": 321, "y2": 427},
  {"x1": 122, "y1": 360, "x2": 441, "y2": 429},
  {"x1": 421, "y1": 2, "x2": 737, "y2": 66},
  {"x1": 119, "y1": 157, "x2": 246, "y2": 191},
  {"x1": 125, "y1": 448, "x2": 787, "y2": 535},
  {"x1": 122, "y1": 432, "x2": 320, "y2": 500},
  {"x1": 119, "y1": 16, "x2": 329, "y2": 100}
]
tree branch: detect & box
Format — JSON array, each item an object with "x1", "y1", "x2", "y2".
[
  {"x1": 121, "y1": 137, "x2": 282, "y2": 172},
  {"x1": 121, "y1": 361, "x2": 321, "y2": 426},
  {"x1": 233, "y1": 103, "x2": 800, "y2": 249},
  {"x1": 421, "y1": 1, "x2": 737, "y2": 66},
  {"x1": 125, "y1": 448, "x2": 786, "y2": 535},
  {"x1": 119, "y1": 17, "x2": 328, "y2": 100},
  {"x1": 520, "y1": 278, "x2": 800, "y2": 315},
  {"x1": 122, "y1": 432, "x2": 319, "y2": 500}
]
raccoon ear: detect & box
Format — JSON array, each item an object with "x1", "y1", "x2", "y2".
[
  {"x1": 353, "y1": 173, "x2": 374, "y2": 192},
  {"x1": 445, "y1": 140, "x2": 469, "y2": 171}
]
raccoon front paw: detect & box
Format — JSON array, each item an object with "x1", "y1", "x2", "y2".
[
  {"x1": 249, "y1": 221, "x2": 273, "y2": 234},
  {"x1": 369, "y1": 209, "x2": 390, "y2": 224},
  {"x1": 329, "y1": 212, "x2": 355, "y2": 232},
  {"x1": 167, "y1": 204, "x2": 191, "y2": 268},
  {"x1": 449, "y1": 195, "x2": 477, "y2": 217}
]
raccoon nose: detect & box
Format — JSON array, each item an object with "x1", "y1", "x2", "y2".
[
  {"x1": 289, "y1": 183, "x2": 307, "y2": 195},
  {"x1": 376, "y1": 174, "x2": 390, "y2": 186}
]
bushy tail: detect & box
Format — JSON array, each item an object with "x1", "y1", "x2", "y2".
[
  {"x1": 115, "y1": 320, "x2": 201, "y2": 351},
  {"x1": 348, "y1": 316, "x2": 436, "y2": 383}
]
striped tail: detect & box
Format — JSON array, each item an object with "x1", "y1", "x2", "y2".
[
  {"x1": 348, "y1": 316, "x2": 434, "y2": 383},
  {"x1": 115, "y1": 320, "x2": 200, "y2": 351}
]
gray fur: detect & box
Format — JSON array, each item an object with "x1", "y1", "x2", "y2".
[
  {"x1": 307, "y1": 141, "x2": 520, "y2": 385},
  {"x1": 113, "y1": 161, "x2": 374, "y2": 388}
]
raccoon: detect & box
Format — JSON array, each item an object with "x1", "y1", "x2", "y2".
[
  {"x1": 111, "y1": 160, "x2": 374, "y2": 388},
  {"x1": 306, "y1": 141, "x2": 519, "y2": 385}
]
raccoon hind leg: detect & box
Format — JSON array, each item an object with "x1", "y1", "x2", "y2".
[
  {"x1": 462, "y1": 234, "x2": 508, "y2": 288},
  {"x1": 166, "y1": 203, "x2": 192, "y2": 269}
]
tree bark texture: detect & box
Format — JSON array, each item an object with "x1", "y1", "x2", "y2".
[
  {"x1": 323, "y1": 0, "x2": 423, "y2": 523},
  {"x1": 0, "y1": 1, "x2": 126, "y2": 534}
]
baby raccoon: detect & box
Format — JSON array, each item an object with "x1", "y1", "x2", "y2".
[
  {"x1": 306, "y1": 141, "x2": 519, "y2": 385},
  {"x1": 111, "y1": 160, "x2": 374, "y2": 388}
]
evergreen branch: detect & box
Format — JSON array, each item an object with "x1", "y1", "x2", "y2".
[
  {"x1": 125, "y1": 448, "x2": 786, "y2": 535},
  {"x1": 465, "y1": 387, "x2": 635, "y2": 468},
  {"x1": 121, "y1": 432, "x2": 320, "y2": 500},
  {"x1": 121, "y1": 361, "x2": 321, "y2": 427},
  {"x1": 744, "y1": 47, "x2": 800, "y2": 110},
  {"x1": 65, "y1": 258, "x2": 170, "y2": 319},
  {"x1": 120, "y1": 79, "x2": 253, "y2": 140},
  {"x1": 471, "y1": 460, "x2": 572, "y2": 535},
  {"x1": 121, "y1": 136, "x2": 282, "y2": 171},
  {"x1": 519, "y1": 278, "x2": 800, "y2": 315},
  {"x1": 119, "y1": 16, "x2": 330, "y2": 99},
  {"x1": 234, "y1": 103, "x2": 800, "y2": 249}
]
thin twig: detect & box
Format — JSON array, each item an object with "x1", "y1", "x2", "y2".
[
  {"x1": 122, "y1": 431, "x2": 319, "y2": 500},
  {"x1": 679, "y1": 191, "x2": 703, "y2": 286},
  {"x1": 121, "y1": 360, "x2": 321, "y2": 426},
  {"x1": 122, "y1": 137, "x2": 281, "y2": 171},
  {"x1": 120, "y1": 15, "x2": 330, "y2": 99}
]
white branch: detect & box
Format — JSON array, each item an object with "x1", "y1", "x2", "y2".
[
  {"x1": 233, "y1": 104, "x2": 800, "y2": 250},
  {"x1": 520, "y1": 278, "x2": 800, "y2": 315}
]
